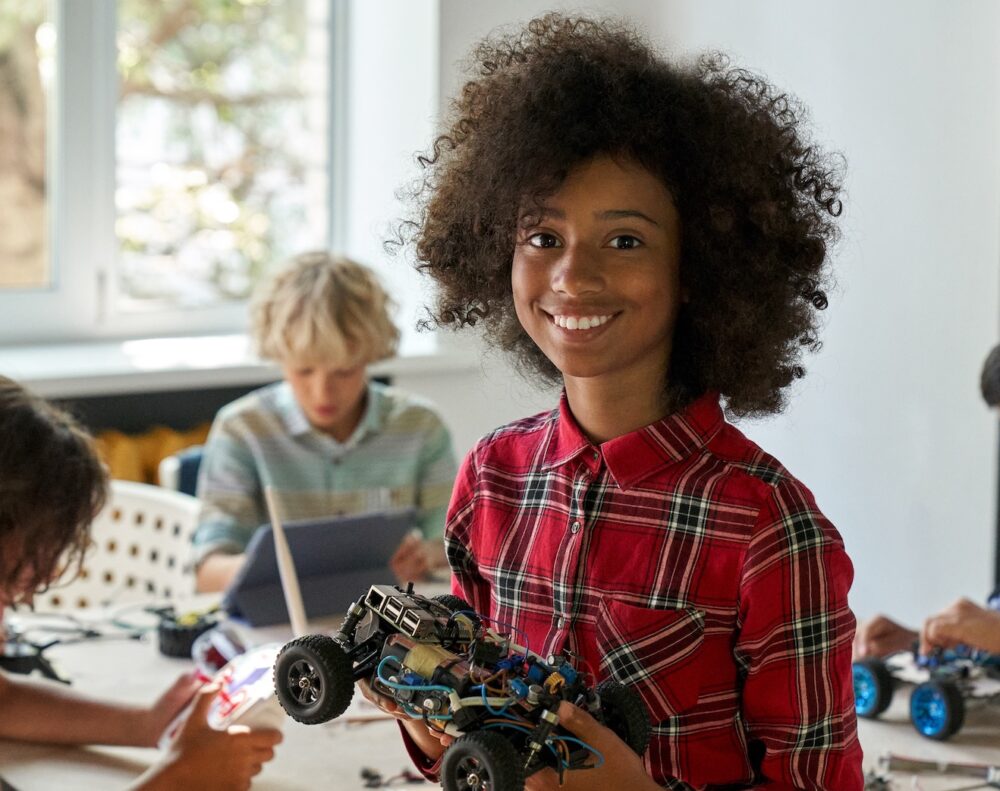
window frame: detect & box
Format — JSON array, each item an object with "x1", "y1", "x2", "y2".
[{"x1": 0, "y1": 0, "x2": 346, "y2": 346}]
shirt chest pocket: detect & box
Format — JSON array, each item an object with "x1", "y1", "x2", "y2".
[{"x1": 596, "y1": 598, "x2": 705, "y2": 724}]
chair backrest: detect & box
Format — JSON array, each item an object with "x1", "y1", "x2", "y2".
[
  {"x1": 157, "y1": 445, "x2": 204, "y2": 496},
  {"x1": 34, "y1": 480, "x2": 201, "y2": 611}
]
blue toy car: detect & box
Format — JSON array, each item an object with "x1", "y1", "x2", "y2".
[{"x1": 853, "y1": 647, "x2": 1000, "y2": 740}]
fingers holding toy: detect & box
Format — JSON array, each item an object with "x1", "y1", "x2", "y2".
[
  {"x1": 357, "y1": 678, "x2": 409, "y2": 721},
  {"x1": 523, "y1": 702, "x2": 658, "y2": 791},
  {"x1": 141, "y1": 671, "x2": 203, "y2": 746},
  {"x1": 853, "y1": 614, "x2": 918, "y2": 659},
  {"x1": 150, "y1": 683, "x2": 283, "y2": 791},
  {"x1": 920, "y1": 598, "x2": 1000, "y2": 655}
]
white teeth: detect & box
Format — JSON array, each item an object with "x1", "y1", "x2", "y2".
[{"x1": 552, "y1": 314, "x2": 611, "y2": 330}]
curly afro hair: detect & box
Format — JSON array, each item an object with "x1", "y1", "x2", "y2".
[
  {"x1": 409, "y1": 14, "x2": 844, "y2": 418},
  {"x1": 0, "y1": 376, "x2": 106, "y2": 598}
]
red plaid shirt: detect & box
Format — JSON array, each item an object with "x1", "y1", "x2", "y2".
[{"x1": 441, "y1": 391, "x2": 862, "y2": 789}]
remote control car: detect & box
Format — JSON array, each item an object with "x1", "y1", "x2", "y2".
[
  {"x1": 274, "y1": 584, "x2": 651, "y2": 791},
  {"x1": 853, "y1": 647, "x2": 1000, "y2": 740}
]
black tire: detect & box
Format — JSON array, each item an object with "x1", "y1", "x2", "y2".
[
  {"x1": 441, "y1": 731, "x2": 526, "y2": 791},
  {"x1": 853, "y1": 658, "x2": 895, "y2": 718},
  {"x1": 157, "y1": 617, "x2": 215, "y2": 659},
  {"x1": 596, "y1": 679, "x2": 651, "y2": 756},
  {"x1": 909, "y1": 679, "x2": 966, "y2": 741},
  {"x1": 274, "y1": 634, "x2": 354, "y2": 725}
]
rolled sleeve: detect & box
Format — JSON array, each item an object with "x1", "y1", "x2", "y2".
[{"x1": 192, "y1": 417, "x2": 263, "y2": 565}]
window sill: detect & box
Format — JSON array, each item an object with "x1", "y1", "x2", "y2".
[{"x1": 0, "y1": 333, "x2": 479, "y2": 399}]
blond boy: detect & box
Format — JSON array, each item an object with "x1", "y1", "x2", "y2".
[{"x1": 193, "y1": 252, "x2": 456, "y2": 592}]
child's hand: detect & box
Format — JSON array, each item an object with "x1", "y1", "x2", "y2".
[
  {"x1": 357, "y1": 678, "x2": 448, "y2": 762},
  {"x1": 390, "y1": 533, "x2": 431, "y2": 584},
  {"x1": 524, "y1": 702, "x2": 659, "y2": 791},
  {"x1": 853, "y1": 614, "x2": 918, "y2": 659},
  {"x1": 134, "y1": 683, "x2": 282, "y2": 791},
  {"x1": 920, "y1": 598, "x2": 1000, "y2": 655},
  {"x1": 139, "y1": 671, "x2": 202, "y2": 747}
]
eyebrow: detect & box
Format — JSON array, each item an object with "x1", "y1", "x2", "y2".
[{"x1": 531, "y1": 207, "x2": 661, "y2": 227}]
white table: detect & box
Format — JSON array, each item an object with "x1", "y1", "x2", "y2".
[
  {"x1": 0, "y1": 616, "x2": 435, "y2": 791},
  {"x1": 2, "y1": 612, "x2": 999, "y2": 790}
]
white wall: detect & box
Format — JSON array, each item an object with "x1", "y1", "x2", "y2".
[{"x1": 429, "y1": 0, "x2": 1000, "y2": 623}]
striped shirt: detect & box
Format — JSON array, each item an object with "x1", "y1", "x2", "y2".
[
  {"x1": 440, "y1": 391, "x2": 862, "y2": 789},
  {"x1": 192, "y1": 380, "x2": 457, "y2": 563}
]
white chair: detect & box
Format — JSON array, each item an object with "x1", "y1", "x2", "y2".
[{"x1": 34, "y1": 480, "x2": 201, "y2": 611}]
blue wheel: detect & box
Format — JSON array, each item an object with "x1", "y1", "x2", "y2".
[
  {"x1": 909, "y1": 680, "x2": 964, "y2": 740},
  {"x1": 853, "y1": 659, "x2": 893, "y2": 718}
]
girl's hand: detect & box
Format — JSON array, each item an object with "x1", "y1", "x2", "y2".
[
  {"x1": 139, "y1": 672, "x2": 202, "y2": 747},
  {"x1": 357, "y1": 678, "x2": 448, "y2": 761},
  {"x1": 524, "y1": 702, "x2": 659, "y2": 791},
  {"x1": 133, "y1": 684, "x2": 282, "y2": 791}
]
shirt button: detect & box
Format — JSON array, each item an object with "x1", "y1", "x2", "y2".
[
  {"x1": 557, "y1": 616, "x2": 567, "y2": 628},
  {"x1": 592, "y1": 450, "x2": 599, "y2": 460},
  {"x1": 570, "y1": 521, "x2": 581, "y2": 534}
]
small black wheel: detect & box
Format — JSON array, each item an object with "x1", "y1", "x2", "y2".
[
  {"x1": 274, "y1": 634, "x2": 354, "y2": 725},
  {"x1": 596, "y1": 679, "x2": 651, "y2": 756},
  {"x1": 442, "y1": 731, "x2": 525, "y2": 791},
  {"x1": 910, "y1": 679, "x2": 965, "y2": 740},
  {"x1": 853, "y1": 658, "x2": 895, "y2": 718},
  {"x1": 157, "y1": 617, "x2": 216, "y2": 659}
]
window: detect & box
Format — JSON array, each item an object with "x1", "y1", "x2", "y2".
[
  {"x1": 0, "y1": 2, "x2": 53, "y2": 291},
  {"x1": 115, "y1": 0, "x2": 330, "y2": 311},
  {"x1": 0, "y1": 0, "x2": 339, "y2": 344}
]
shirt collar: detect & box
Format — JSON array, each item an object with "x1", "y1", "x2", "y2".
[
  {"x1": 277, "y1": 380, "x2": 384, "y2": 446},
  {"x1": 540, "y1": 390, "x2": 725, "y2": 489}
]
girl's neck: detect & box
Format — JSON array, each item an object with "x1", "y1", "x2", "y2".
[{"x1": 563, "y1": 369, "x2": 674, "y2": 445}]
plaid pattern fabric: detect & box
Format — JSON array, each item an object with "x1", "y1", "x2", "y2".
[
  {"x1": 192, "y1": 380, "x2": 456, "y2": 563},
  {"x1": 444, "y1": 391, "x2": 862, "y2": 789}
]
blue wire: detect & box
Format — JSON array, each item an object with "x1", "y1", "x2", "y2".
[
  {"x1": 375, "y1": 656, "x2": 454, "y2": 721},
  {"x1": 479, "y1": 682, "x2": 513, "y2": 714}
]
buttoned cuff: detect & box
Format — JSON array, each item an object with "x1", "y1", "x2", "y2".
[{"x1": 397, "y1": 721, "x2": 444, "y2": 781}]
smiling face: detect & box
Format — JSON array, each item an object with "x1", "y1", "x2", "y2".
[
  {"x1": 282, "y1": 361, "x2": 368, "y2": 441},
  {"x1": 512, "y1": 155, "x2": 683, "y2": 396}
]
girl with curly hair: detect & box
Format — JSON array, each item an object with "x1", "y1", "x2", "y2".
[
  {"x1": 0, "y1": 376, "x2": 282, "y2": 790},
  {"x1": 379, "y1": 14, "x2": 862, "y2": 790}
]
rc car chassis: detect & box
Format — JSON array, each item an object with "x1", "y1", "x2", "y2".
[
  {"x1": 854, "y1": 647, "x2": 1000, "y2": 740},
  {"x1": 273, "y1": 584, "x2": 651, "y2": 791}
]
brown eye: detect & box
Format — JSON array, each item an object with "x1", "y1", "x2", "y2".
[
  {"x1": 609, "y1": 235, "x2": 642, "y2": 250},
  {"x1": 528, "y1": 233, "x2": 560, "y2": 248}
]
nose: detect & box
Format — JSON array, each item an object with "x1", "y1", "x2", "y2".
[{"x1": 551, "y1": 244, "x2": 604, "y2": 297}]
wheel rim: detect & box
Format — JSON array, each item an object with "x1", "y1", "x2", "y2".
[
  {"x1": 286, "y1": 658, "x2": 322, "y2": 707},
  {"x1": 853, "y1": 664, "x2": 878, "y2": 715},
  {"x1": 454, "y1": 755, "x2": 490, "y2": 790},
  {"x1": 911, "y1": 685, "x2": 947, "y2": 736}
]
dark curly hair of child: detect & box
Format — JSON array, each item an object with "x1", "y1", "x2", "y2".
[
  {"x1": 0, "y1": 376, "x2": 107, "y2": 597},
  {"x1": 409, "y1": 14, "x2": 844, "y2": 417}
]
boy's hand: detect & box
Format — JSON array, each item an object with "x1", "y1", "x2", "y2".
[
  {"x1": 390, "y1": 534, "x2": 431, "y2": 584},
  {"x1": 920, "y1": 598, "x2": 1000, "y2": 655},
  {"x1": 523, "y1": 702, "x2": 658, "y2": 791},
  {"x1": 853, "y1": 614, "x2": 918, "y2": 659},
  {"x1": 135, "y1": 683, "x2": 282, "y2": 791}
]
